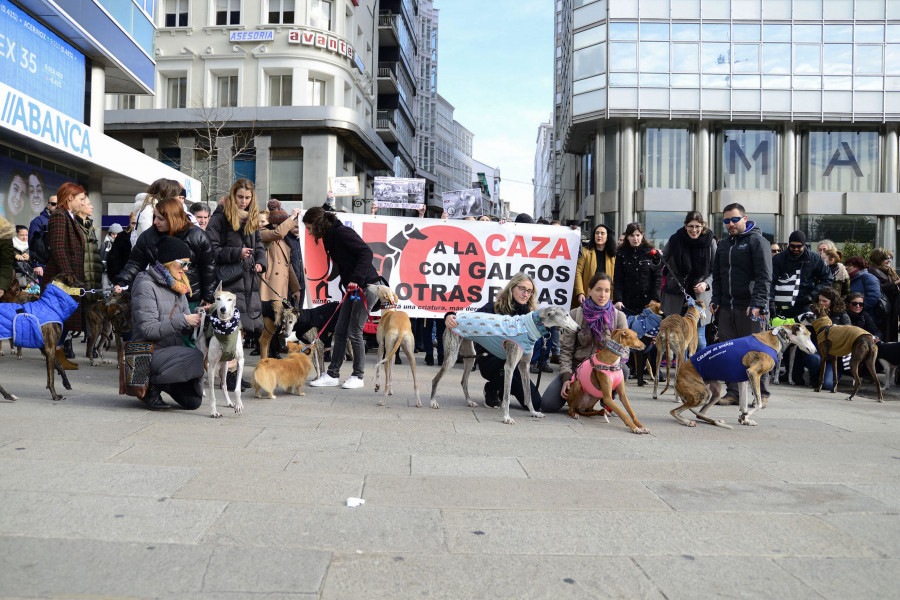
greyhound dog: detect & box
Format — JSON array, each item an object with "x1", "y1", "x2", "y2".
[
  {"x1": 654, "y1": 299, "x2": 705, "y2": 400},
  {"x1": 199, "y1": 283, "x2": 245, "y2": 418},
  {"x1": 566, "y1": 328, "x2": 650, "y2": 433},
  {"x1": 372, "y1": 292, "x2": 422, "y2": 407},
  {"x1": 431, "y1": 306, "x2": 580, "y2": 424},
  {"x1": 799, "y1": 307, "x2": 883, "y2": 402},
  {"x1": 671, "y1": 324, "x2": 817, "y2": 428},
  {"x1": 260, "y1": 300, "x2": 298, "y2": 360}
]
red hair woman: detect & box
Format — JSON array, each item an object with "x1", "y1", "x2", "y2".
[{"x1": 41, "y1": 182, "x2": 86, "y2": 369}]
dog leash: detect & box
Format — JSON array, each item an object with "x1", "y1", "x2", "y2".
[
  {"x1": 660, "y1": 253, "x2": 705, "y2": 307},
  {"x1": 297, "y1": 289, "x2": 355, "y2": 354}
]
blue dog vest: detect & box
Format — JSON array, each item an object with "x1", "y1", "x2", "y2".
[
  {"x1": 0, "y1": 283, "x2": 79, "y2": 348},
  {"x1": 627, "y1": 308, "x2": 661, "y2": 338},
  {"x1": 689, "y1": 335, "x2": 779, "y2": 383},
  {"x1": 452, "y1": 311, "x2": 546, "y2": 359}
]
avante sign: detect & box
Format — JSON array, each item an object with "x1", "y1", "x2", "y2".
[{"x1": 287, "y1": 29, "x2": 353, "y2": 61}]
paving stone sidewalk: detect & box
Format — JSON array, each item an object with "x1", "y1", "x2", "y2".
[{"x1": 1, "y1": 348, "x2": 899, "y2": 599}]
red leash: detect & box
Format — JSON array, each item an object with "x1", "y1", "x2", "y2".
[{"x1": 299, "y1": 286, "x2": 371, "y2": 352}]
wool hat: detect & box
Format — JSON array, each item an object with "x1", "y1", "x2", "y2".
[
  {"x1": 514, "y1": 213, "x2": 535, "y2": 224},
  {"x1": 789, "y1": 230, "x2": 807, "y2": 245},
  {"x1": 108, "y1": 223, "x2": 124, "y2": 234},
  {"x1": 267, "y1": 199, "x2": 289, "y2": 226},
  {"x1": 157, "y1": 235, "x2": 191, "y2": 264}
]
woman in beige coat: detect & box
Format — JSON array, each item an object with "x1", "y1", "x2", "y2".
[
  {"x1": 255, "y1": 200, "x2": 302, "y2": 357},
  {"x1": 542, "y1": 272, "x2": 628, "y2": 412}
]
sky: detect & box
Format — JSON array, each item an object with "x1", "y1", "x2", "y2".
[{"x1": 434, "y1": 0, "x2": 554, "y2": 217}]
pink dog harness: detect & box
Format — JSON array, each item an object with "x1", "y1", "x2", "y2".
[{"x1": 571, "y1": 354, "x2": 624, "y2": 400}]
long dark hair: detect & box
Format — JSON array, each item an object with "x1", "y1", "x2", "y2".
[
  {"x1": 617, "y1": 222, "x2": 655, "y2": 253},
  {"x1": 302, "y1": 206, "x2": 338, "y2": 242},
  {"x1": 591, "y1": 224, "x2": 616, "y2": 259}
]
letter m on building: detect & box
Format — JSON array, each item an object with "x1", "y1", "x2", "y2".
[{"x1": 727, "y1": 139, "x2": 769, "y2": 176}]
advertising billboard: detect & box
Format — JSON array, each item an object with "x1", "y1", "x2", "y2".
[
  {"x1": 0, "y1": 0, "x2": 86, "y2": 121},
  {"x1": 0, "y1": 153, "x2": 79, "y2": 223}
]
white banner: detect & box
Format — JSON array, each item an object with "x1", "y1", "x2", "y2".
[
  {"x1": 328, "y1": 176, "x2": 360, "y2": 196},
  {"x1": 300, "y1": 213, "x2": 581, "y2": 317}
]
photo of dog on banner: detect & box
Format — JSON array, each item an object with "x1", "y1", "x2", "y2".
[{"x1": 2, "y1": 198, "x2": 897, "y2": 431}]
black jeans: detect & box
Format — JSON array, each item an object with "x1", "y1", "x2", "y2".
[
  {"x1": 717, "y1": 307, "x2": 770, "y2": 399},
  {"x1": 328, "y1": 286, "x2": 377, "y2": 379},
  {"x1": 477, "y1": 353, "x2": 541, "y2": 410}
]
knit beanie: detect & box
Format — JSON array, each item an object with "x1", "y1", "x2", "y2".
[
  {"x1": 514, "y1": 213, "x2": 535, "y2": 224},
  {"x1": 267, "y1": 199, "x2": 289, "y2": 226},
  {"x1": 157, "y1": 235, "x2": 191, "y2": 264},
  {"x1": 788, "y1": 230, "x2": 807, "y2": 245}
]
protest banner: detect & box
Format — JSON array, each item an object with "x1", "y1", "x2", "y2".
[
  {"x1": 300, "y1": 213, "x2": 580, "y2": 318},
  {"x1": 442, "y1": 189, "x2": 483, "y2": 219},
  {"x1": 373, "y1": 176, "x2": 425, "y2": 210},
  {"x1": 328, "y1": 176, "x2": 360, "y2": 197}
]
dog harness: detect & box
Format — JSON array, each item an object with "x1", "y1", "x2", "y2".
[
  {"x1": 0, "y1": 282, "x2": 79, "y2": 348},
  {"x1": 451, "y1": 311, "x2": 547, "y2": 359},
  {"x1": 207, "y1": 309, "x2": 241, "y2": 362},
  {"x1": 569, "y1": 340, "x2": 630, "y2": 400},
  {"x1": 689, "y1": 335, "x2": 779, "y2": 382},
  {"x1": 627, "y1": 308, "x2": 662, "y2": 338},
  {"x1": 811, "y1": 316, "x2": 868, "y2": 357}
]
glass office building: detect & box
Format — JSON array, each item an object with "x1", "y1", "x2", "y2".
[{"x1": 554, "y1": 0, "x2": 899, "y2": 251}]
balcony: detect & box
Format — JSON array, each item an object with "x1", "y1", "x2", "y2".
[
  {"x1": 377, "y1": 62, "x2": 400, "y2": 95},
  {"x1": 376, "y1": 109, "x2": 398, "y2": 143},
  {"x1": 378, "y1": 11, "x2": 400, "y2": 47}
]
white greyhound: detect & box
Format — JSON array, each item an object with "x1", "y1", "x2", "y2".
[{"x1": 198, "y1": 283, "x2": 245, "y2": 418}]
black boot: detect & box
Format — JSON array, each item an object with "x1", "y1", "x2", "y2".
[
  {"x1": 63, "y1": 337, "x2": 76, "y2": 359},
  {"x1": 144, "y1": 385, "x2": 169, "y2": 410}
]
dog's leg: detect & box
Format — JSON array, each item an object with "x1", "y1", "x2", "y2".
[
  {"x1": 738, "y1": 353, "x2": 774, "y2": 426},
  {"x1": 382, "y1": 332, "x2": 394, "y2": 406},
  {"x1": 233, "y1": 334, "x2": 245, "y2": 414},
  {"x1": 0, "y1": 383, "x2": 17, "y2": 401},
  {"x1": 500, "y1": 345, "x2": 521, "y2": 424},
  {"x1": 374, "y1": 332, "x2": 385, "y2": 397},
  {"x1": 42, "y1": 325, "x2": 64, "y2": 401},
  {"x1": 566, "y1": 380, "x2": 584, "y2": 419},
  {"x1": 459, "y1": 340, "x2": 477, "y2": 409},
  {"x1": 429, "y1": 329, "x2": 459, "y2": 409},
  {"x1": 814, "y1": 341, "x2": 830, "y2": 392},
  {"x1": 518, "y1": 349, "x2": 543, "y2": 421},
  {"x1": 614, "y1": 381, "x2": 649, "y2": 434},
  {"x1": 831, "y1": 353, "x2": 842, "y2": 394},
  {"x1": 653, "y1": 334, "x2": 664, "y2": 399},
  {"x1": 867, "y1": 343, "x2": 884, "y2": 402},
  {"x1": 691, "y1": 381, "x2": 734, "y2": 428},
  {"x1": 403, "y1": 333, "x2": 422, "y2": 408},
  {"x1": 208, "y1": 344, "x2": 224, "y2": 418},
  {"x1": 787, "y1": 345, "x2": 797, "y2": 385}
]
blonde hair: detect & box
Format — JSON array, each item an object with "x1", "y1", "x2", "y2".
[
  {"x1": 225, "y1": 178, "x2": 259, "y2": 233},
  {"x1": 493, "y1": 272, "x2": 538, "y2": 315}
]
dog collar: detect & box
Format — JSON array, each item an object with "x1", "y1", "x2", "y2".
[
  {"x1": 52, "y1": 281, "x2": 85, "y2": 297},
  {"x1": 531, "y1": 311, "x2": 549, "y2": 336},
  {"x1": 591, "y1": 354, "x2": 622, "y2": 371},
  {"x1": 210, "y1": 309, "x2": 241, "y2": 336},
  {"x1": 605, "y1": 339, "x2": 631, "y2": 359}
]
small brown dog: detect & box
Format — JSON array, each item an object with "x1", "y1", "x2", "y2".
[
  {"x1": 373, "y1": 294, "x2": 423, "y2": 407},
  {"x1": 251, "y1": 341, "x2": 313, "y2": 399},
  {"x1": 566, "y1": 328, "x2": 650, "y2": 434},
  {"x1": 800, "y1": 306, "x2": 883, "y2": 402},
  {"x1": 654, "y1": 299, "x2": 705, "y2": 400}
]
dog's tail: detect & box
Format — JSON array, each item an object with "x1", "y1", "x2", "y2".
[
  {"x1": 374, "y1": 333, "x2": 404, "y2": 369},
  {"x1": 661, "y1": 335, "x2": 673, "y2": 396},
  {"x1": 252, "y1": 361, "x2": 277, "y2": 393}
]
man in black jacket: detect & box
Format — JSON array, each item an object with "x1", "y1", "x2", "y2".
[
  {"x1": 710, "y1": 202, "x2": 773, "y2": 405},
  {"x1": 770, "y1": 230, "x2": 833, "y2": 318}
]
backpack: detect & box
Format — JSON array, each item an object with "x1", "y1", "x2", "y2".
[{"x1": 30, "y1": 223, "x2": 49, "y2": 266}]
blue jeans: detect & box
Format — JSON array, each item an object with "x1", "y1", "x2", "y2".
[
  {"x1": 696, "y1": 324, "x2": 707, "y2": 352},
  {"x1": 794, "y1": 352, "x2": 838, "y2": 389}
]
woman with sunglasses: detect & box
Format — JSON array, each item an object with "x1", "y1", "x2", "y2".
[
  {"x1": 661, "y1": 211, "x2": 716, "y2": 352},
  {"x1": 130, "y1": 235, "x2": 205, "y2": 411},
  {"x1": 444, "y1": 273, "x2": 542, "y2": 409},
  {"x1": 115, "y1": 198, "x2": 217, "y2": 307},
  {"x1": 846, "y1": 291, "x2": 900, "y2": 376}
]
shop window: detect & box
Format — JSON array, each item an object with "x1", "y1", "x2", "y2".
[
  {"x1": 165, "y1": 0, "x2": 188, "y2": 27},
  {"x1": 639, "y1": 126, "x2": 691, "y2": 189},
  {"x1": 802, "y1": 129, "x2": 880, "y2": 193},
  {"x1": 716, "y1": 128, "x2": 777, "y2": 191},
  {"x1": 268, "y1": 0, "x2": 295, "y2": 24}
]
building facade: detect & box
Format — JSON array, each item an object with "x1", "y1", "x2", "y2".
[
  {"x1": 533, "y1": 119, "x2": 554, "y2": 220},
  {"x1": 414, "y1": 0, "x2": 438, "y2": 210},
  {"x1": 472, "y1": 159, "x2": 501, "y2": 218},
  {"x1": 555, "y1": 0, "x2": 899, "y2": 252},
  {"x1": 1, "y1": 0, "x2": 197, "y2": 229},
  {"x1": 105, "y1": 0, "x2": 399, "y2": 212}
]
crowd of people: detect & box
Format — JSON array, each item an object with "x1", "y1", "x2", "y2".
[{"x1": 1, "y1": 179, "x2": 898, "y2": 413}]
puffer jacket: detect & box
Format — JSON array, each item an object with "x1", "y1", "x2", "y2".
[
  {"x1": 613, "y1": 244, "x2": 664, "y2": 314},
  {"x1": 205, "y1": 205, "x2": 267, "y2": 333},
  {"x1": 558, "y1": 305, "x2": 628, "y2": 383},
  {"x1": 770, "y1": 247, "x2": 833, "y2": 318},
  {"x1": 116, "y1": 224, "x2": 216, "y2": 303},
  {"x1": 77, "y1": 216, "x2": 103, "y2": 302},
  {"x1": 711, "y1": 221, "x2": 772, "y2": 311},
  {"x1": 131, "y1": 268, "x2": 192, "y2": 348},
  {"x1": 321, "y1": 220, "x2": 380, "y2": 288}
]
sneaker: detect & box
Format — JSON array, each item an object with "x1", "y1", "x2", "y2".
[
  {"x1": 718, "y1": 395, "x2": 739, "y2": 406},
  {"x1": 341, "y1": 375, "x2": 364, "y2": 389},
  {"x1": 310, "y1": 373, "x2": 340, "y2": 387}
]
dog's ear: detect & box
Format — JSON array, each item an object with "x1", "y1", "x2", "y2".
[{"x1": 215, "y1": 281, "x2": 223, "y2": 296}]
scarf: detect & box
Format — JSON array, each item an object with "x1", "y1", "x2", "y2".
[
  {"x1": 582, "y1": 297, "x2": 615, "y2": 341},
  {"x1": 669, "y1": 227, "x2": 714, "y2": 289},
  {"x1": 12, "y1": 236, "x2": 29, "y2": 254},
  {"x1": 209, "y1": 309, "x2": 241, "y2": 336},
  {"x1": 152, "y1": 261, "x2": 191, "y2": 296}
]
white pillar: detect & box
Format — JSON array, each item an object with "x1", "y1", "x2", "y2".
[
  {"x1": 696, "y1": 120, "x2": 710, "y2": 219},
  {"x1": 781, "y1": 122, "x2": 796, "y2": 242},
  {"x1": 882, "y1": 124, "x2": 898, "y2": 252},
  {"x1": 90, "y1": 64, "x2": 105, "y2": 130},
  {"x1": 620, "y1": 120, "x2": 635, "y2": 234}
]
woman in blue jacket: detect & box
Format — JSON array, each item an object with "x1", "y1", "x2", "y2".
[{"x1": 845, "y1": 256, "x2": 882, "y2": 318}]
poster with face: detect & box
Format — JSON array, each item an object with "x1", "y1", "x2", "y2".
[
  {"x1": 442, "y1": 189, "x2": 483, "y2": 219},
  {"x1": 0, "y1": 155, "x2": 73, "y2": 223}
]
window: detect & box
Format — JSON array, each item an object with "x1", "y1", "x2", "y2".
[
  {"x1": 308, "y1": 78, "x2": 325, "y2": 105},
  {"x1": 802, "y1": 129, "x2": 880, "y2": 193},
  {"x1": 269, "y1": 74, "x2": 292, "y2": 106},
  {"x1": 716, "y1": 129, "x2": 777, "y2": 191},
  {"x1": 270, "y1": 148, "x2": 303, "y2": 201},
  {"x1": 166, "y1": 75, "x2": 187, "y2": 108},
  {"x1": 309, "y1": 0, "x2": 332, "y2": 31},
  {"x1": 165, "y1": 0, "x2": 188, "y2": 27},
  {"x1": 215, "y1": 0, "x2": 240, "y2": 25},
  {"x1": 640, "y1": 126, "x2": 691, "y2": 189},
  {"x1": 116, "y1": 94, "x2": 136, "y2": 110},
  {"x1": 216, "y1": 75, "x2": 238, "y2": 107},
  {"x1": 268, "y1": 0, "x2": 294, "y2": 24}
]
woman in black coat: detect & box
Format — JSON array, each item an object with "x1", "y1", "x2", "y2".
[
  {"x1": 115, "y1": 198, "x2": 217, "y2": 305},
  {"x1": 303, "y1": 205, "x2": 381, "y2": 389},
  {"x1": 613, "y1": 222, "x2": 664, "y2": 315},
  {"x1": 205, "y1": 180, "x2": 266, "y2": 334}
]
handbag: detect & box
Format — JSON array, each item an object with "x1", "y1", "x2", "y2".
[
  {"x1": 118, "y1": 303, "x2": 179, "y2": 399},
  {"x1": 216, "y1": 260, "x2": 243, "y2": 285}
]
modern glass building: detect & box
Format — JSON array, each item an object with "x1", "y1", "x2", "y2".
[{"x1": 553, "y1": 0, "x2": 899, "y2": 252}]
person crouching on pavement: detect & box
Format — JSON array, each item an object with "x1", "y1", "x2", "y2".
[{"x1": 131, "y1": 236, "x2": 205, "y2": 410}]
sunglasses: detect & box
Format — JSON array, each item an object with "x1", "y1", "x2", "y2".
[
  {"x1": 175, "y1": 260, "x2": 191, "y2": 269},
  {"x1": 722, "y1": 216, "x2": 744, "y2": 224},
  {"x1": 789, "y1": 244, "x2": 805, "y2": 250},
  {"x1": 771, "y1": 249, "x2": 779, "y2": 254},
  {"x1": 47, "y1": 202, "x2": 57, "y2": 207},
  {"x1": 848, "y1": 301, "x2": 864, "y2": 307}
]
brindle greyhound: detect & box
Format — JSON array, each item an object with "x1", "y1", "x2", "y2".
[{"x1": 654, "y1": 299, "x2": 705, "y2": 400}]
